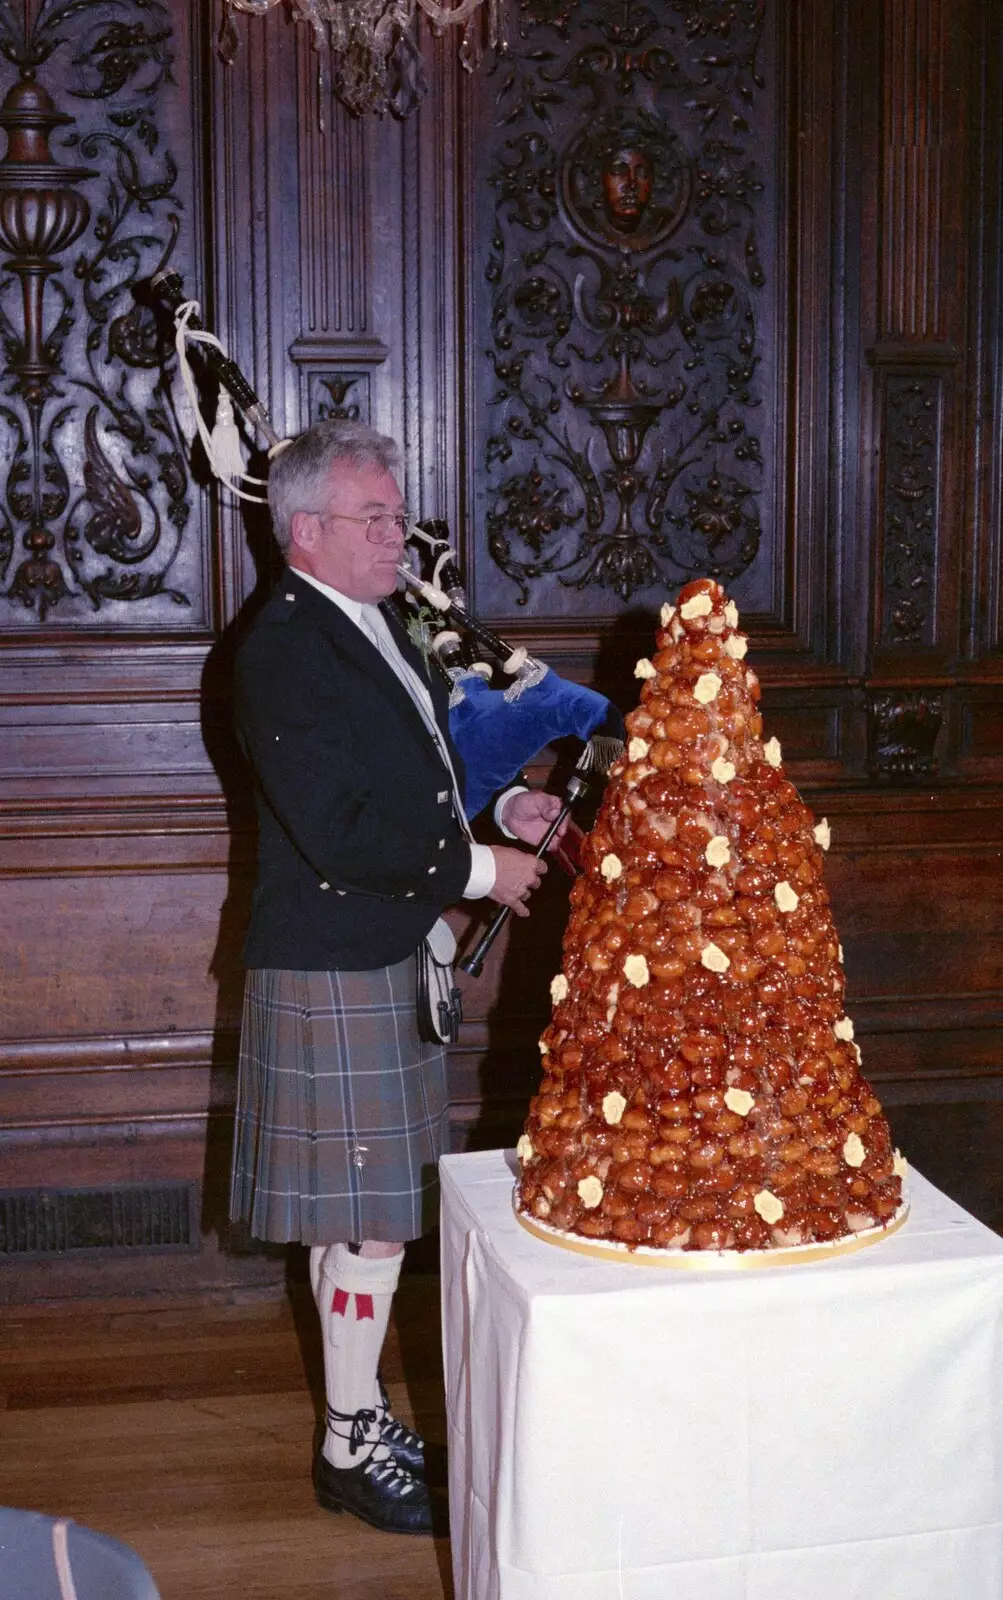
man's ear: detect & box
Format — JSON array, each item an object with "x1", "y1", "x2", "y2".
[{"x1": 289, "y1": 509, "x2": 317, "y2": 554}]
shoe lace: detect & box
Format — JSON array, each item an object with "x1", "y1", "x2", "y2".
[
  {"x1": 376, "y1": 1382, "x2": 424, "y2": 1453},
  {"x1": 381, "y1": 1414, "x2": 423, "y2": 1450},
  {"x1": 362, "y1": 1455, "x2": 417, "y2": 1498},
  {"x1": 327, "y1": 1404, "x2": 378, "y2": 1458}
]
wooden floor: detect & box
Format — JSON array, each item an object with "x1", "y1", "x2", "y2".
[{"x1": 0, "y1": 1275, "x2": 454, "y2": 1599}]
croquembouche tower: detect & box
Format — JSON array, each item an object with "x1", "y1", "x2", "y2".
[{"x1": 516, "y1": 579, "x2": 907, "y2": 1262}]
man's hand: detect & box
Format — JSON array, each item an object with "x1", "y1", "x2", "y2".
[
  {"x1": 500, "y1": 789, "x2": 570, "y2": 850},
  {"x1": 487, "y1": 846, "x2": 547, "y2": 917}
]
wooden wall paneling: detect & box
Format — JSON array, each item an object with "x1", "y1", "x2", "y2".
[
  {"x1": 452, "y1": 1, "x2": 875, "y2": 776},
  {"x1": 949, "y1": 0, "x2": 1003, "y2": 793},
  {"x1": 784, "y1": 0, "x2": 879, "y2": 680},
  {"x1": 788, "y1": 0, "x2": 838, "y2": 665},
  {"x1": 0, "y1": 0, "x2": 213, "y2": 630},
  {"x1": 879, "y1": 0, "x2": 966, "y2": 345},
  {"x1": 288, "y1": 33, "x2": 391, "y2": 447},
  {"x1": 957, "y1": 692, "x2": 1003, "y2": 780},
  {"x1": 819, "y1": 785, "x2": 1003, "y2": 1232},
  {"x1": 0, "y1": 0, "x2": 280, "y2": 1302},
  {"x1": 207, "y1": 1, "x2": 301, "y2": 621},
  {"x1": 0, "y1": 799, "x2": 286, "y2": 1304},
  {"x1": 748, "y1": 0, "x2": 872, "y2": 779},
  {"x1": 461, "y1": 0, "x2": 783, "y2": 642},
  {"x1": 254, "y1": 25, "x2": 465, "y2": 517},
  {"x1": 862, "y1": 0, "x2": 978, "y2": 778},
  {"x1": 956, "y1": 0, "x2": 1003, "y2": 718},
  {"x1": 1, "y1": 0, "x2": 1002, "y2": 1304},
  {"x1": 397, "y1": 39, "x2": 464, "y2": 530}
]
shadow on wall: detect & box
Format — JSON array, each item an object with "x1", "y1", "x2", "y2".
[{"x1": 198, "y1": 467, "x2": 284, "y2": 1264}]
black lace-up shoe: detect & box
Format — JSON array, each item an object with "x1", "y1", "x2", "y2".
[
  {"x1": 376, "y1": 1382, "x2": 427, "y2": 1477},
  {"x1": 313, "y1": 1446, "x2": 434, "y2": 1535}
]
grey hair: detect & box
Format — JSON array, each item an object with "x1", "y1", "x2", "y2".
[{"x1": 267, "y1": 418, "x2": 402, "y2": 551}]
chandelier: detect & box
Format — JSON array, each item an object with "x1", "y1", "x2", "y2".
[{"x1": 218, "y1": 0, "x2": 507, "y2": 118}]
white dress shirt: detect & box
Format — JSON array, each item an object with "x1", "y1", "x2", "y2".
[{"x1": 294, "y1": 569, "x2": 497, "y2": 898}]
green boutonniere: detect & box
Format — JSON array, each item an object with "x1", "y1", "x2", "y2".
[{"x1": 405, "y1": 604, "x2": 442, "y2": 679}]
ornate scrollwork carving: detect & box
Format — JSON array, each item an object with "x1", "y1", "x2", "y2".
[
  {"x1": 879, "y1": 374, "x2": 940, "y2": 646},
  {"x1": 867, "y1": 689, "x2": 943, "y2": 783},
  {"x1": 0, "y1": 0, "x2": 191, "y2": 622},
  {"x1": 481, "y1": 0, "x2": 767, "y2": 605}
]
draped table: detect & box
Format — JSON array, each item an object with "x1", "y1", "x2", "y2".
[{"x1": 441, "y1": 1148, "x2": 1003, "y2": 1600}]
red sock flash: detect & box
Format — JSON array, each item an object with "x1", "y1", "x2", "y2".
[{"x1": 330, "y1": 1287, "x2": 375, "y2": 1320}]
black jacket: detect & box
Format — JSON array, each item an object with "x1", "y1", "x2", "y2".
[{"x1": 234, "y1": 569, "x2": 474, "y2": 970}]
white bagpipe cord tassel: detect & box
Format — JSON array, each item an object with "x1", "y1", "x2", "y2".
[
  {"x1": 172, "y1": 300, "x2": 276, "y2": 503},
  {"x1": 208, "y1": 389, "x2": 247, "y2": 482}
]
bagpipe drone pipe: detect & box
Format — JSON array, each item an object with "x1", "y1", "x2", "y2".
[{"x1": 152, "y1": 269, "x2": 624, "y2": 882}]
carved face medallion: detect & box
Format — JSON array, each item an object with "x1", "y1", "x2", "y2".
[{"x1": 561, "y1": 110, "x2": 692, "y2": 254}]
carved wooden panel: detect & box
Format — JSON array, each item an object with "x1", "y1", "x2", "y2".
[
  {"x1": 465, "y1": 0, "x2": 779, "y2": 622},
  {"x1": 0, "y1": 0, "x2": 209, "y2": 629},
  {"x1": 875, "y1": 369, "x2": 944, "y2": 649}
]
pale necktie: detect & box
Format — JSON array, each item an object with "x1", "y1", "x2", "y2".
[{"x1": 359, "y1": 604, "x2": 473, "y2": 842}]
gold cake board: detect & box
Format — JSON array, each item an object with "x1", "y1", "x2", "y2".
[{"x1": 515, "y1": 1193, "x2": 910, "y2": 1270}]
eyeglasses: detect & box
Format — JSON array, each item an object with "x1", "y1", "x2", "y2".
[{"x1": 315, "y1": 508, "x2": 412, "y2": 545}]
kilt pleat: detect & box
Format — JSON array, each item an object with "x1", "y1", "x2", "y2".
[{"x1": 229, "y1": 961, "x2": 450, "y2": 1244}]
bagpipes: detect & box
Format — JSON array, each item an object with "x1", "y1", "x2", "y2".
[
  {"x1": 390, "y1": 519, "x2": 623, "y2": 819},
  {"x1": 152, "y1": 268, "x2": 624, "y2": 963}
]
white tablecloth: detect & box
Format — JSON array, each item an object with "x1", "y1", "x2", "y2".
[{"x1": 441, "y1": 1149, "x2": 1003, "y2": 1600}]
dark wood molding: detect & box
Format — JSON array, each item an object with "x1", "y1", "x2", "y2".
[{"x1": 868, "y1": 340, "x2": 961, "y2": 369}]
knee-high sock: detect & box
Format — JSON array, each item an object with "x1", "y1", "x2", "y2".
[{"x1": 310, "y1": 1243, "x2": 403, "y2": 1469}]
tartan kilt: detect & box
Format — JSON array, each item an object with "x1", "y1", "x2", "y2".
[{"x1": 229, "y1": 960, "x2": 451, "y2": 1244}]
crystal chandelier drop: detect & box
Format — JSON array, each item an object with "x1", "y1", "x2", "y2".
[{"x1": 219, "y1": 0, "x2": 507, "y2": 118}]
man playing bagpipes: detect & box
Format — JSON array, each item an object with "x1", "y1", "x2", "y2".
[
  {"x1": 229, "y1": 418, "x2": 603, "y2": 1535},
  {"x1": 156, "y1": 270, "x2": 622, "y2": 1535}
]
